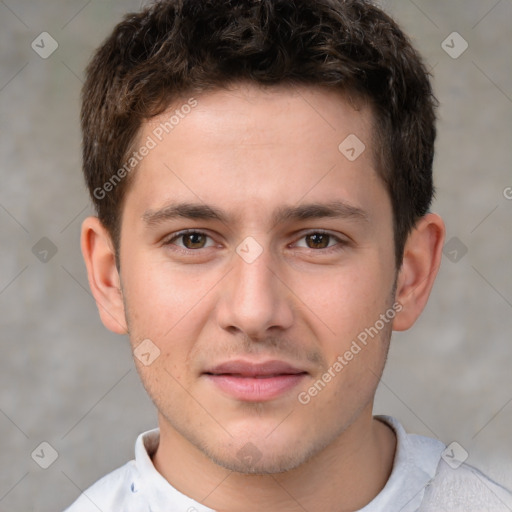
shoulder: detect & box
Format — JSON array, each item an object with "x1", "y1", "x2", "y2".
[
  {"x1": 419, "y1": 460, "x2": 512, "y2": 511},
  {"x1": 372, "y1": 416, "x2": 512, "y2": 512},
  {"x1": 63, "y1": 460, "x2": 147, "y2": 512}
]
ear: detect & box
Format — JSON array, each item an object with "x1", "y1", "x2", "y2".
[
  {"x1": 393, "y1": 213, "x2": 445, "y2": 331},
  {"x1": 81, "y1": 216, "x2": 128, "y2": 334}
]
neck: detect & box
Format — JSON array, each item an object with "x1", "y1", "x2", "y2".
[{"x1": 152, "y1": 408, "x2": 396, "y2": 512}]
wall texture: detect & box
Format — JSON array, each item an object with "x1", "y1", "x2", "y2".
[{"x1": 0, "y1": 1, "x2": 511, "y2": 510}]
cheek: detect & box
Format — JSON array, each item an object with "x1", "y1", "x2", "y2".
[
  {"x1": 123, "y1": 260, "x2": 216, "y2": 330},
  {"x1": 291, "y1": 262, "x2": 389, "y2": 341}
]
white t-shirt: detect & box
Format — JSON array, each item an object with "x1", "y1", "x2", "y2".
[{"x1": 64, "y1": 415, "x2": 512, "y2": 511}]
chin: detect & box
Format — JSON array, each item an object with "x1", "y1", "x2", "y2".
[
  {"x1": 198, "y1": 429, "x2": 330, "y2": 475},
  {"x1": 206, "y1": 447, "x2": 309, "y2": 475}
]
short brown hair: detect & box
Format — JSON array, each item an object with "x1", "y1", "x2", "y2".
[{"x1": 81, "y1": 0, "x2": 437, "y2": 268}]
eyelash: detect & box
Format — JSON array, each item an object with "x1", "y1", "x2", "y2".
[{"x1": 162, "y1": 229, "x2": 347, "y2": 255}]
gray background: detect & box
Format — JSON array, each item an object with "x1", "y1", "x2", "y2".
[{"x1": 0, "y1": 0, "x2": 511, "y2": 510}]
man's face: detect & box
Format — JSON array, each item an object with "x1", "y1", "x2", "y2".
[{"x1": 118, "y1": 84, "x2": 397, "y2": 473}]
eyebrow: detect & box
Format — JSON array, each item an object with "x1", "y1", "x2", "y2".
[{"x1": 142, "y1": 200, "x2": 369, "y2": 228}]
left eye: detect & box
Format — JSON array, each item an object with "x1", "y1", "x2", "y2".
[{"x1": 294, "y1": 232, "x2": 340, "y2": 250}]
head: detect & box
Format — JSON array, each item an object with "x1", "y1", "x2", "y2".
[
  {"x1": 82, "y1": 0, "x2": 438, "y2": 270},
  {"x1": 81, "y1": 0, "x2": 444, "y2": 474}
]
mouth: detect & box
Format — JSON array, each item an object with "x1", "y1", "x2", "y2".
[{"x1": 203, "y1": 360, "x2": 308, "y2": 401}]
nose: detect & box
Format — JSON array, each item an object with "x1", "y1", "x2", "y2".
[{"x1": 215, "y1": 243, "x2": 294, "y2": 340}]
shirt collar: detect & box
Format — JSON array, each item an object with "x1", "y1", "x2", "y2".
[{"x1": 132, "y1": 416, "x2": 445, "y2": 512}]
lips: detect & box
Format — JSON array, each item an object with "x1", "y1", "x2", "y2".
[
  {"x1": 203, "y1": 359, "x2": 308, "y2": 401},
  {"x1": 204, "y1": 360, "x2": 307, "y2": 378}
]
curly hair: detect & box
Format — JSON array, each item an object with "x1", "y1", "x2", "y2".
[{"x1": 81, "y1": 0, "x2": 437, "y2": 268}]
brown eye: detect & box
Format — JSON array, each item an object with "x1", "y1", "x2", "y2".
[
  {"x1": 164, "y1": 230, "x2": 213, "y2": 250},
  {"x1": 181, "y1": 232, "x2": 208, "y2": 249},
  {"x1": 292, "y1": 231, "x2": 346, "y2": 253},
  {"x1": 305, "y1": 233, "x2": 331, "y2": 249}
]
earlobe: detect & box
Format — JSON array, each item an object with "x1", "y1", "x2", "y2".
[
  {"x1": 393, "y1": 213, "x2": 445, "y2": 331},
  {"x1": 81, "y1": 216, "x2": 128, "y2": 334}
]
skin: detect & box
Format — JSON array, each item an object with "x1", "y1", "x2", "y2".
[{"x1": 82, "y1": 83, "x2": 445, "y2": 511}]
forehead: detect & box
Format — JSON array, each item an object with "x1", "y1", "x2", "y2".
[
  {"x1": 123, "y1": 83, "x2": 387, "y2": 226},
  {"x1": 144, "y1": 83, "x2": 374, "y2": 151}
]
